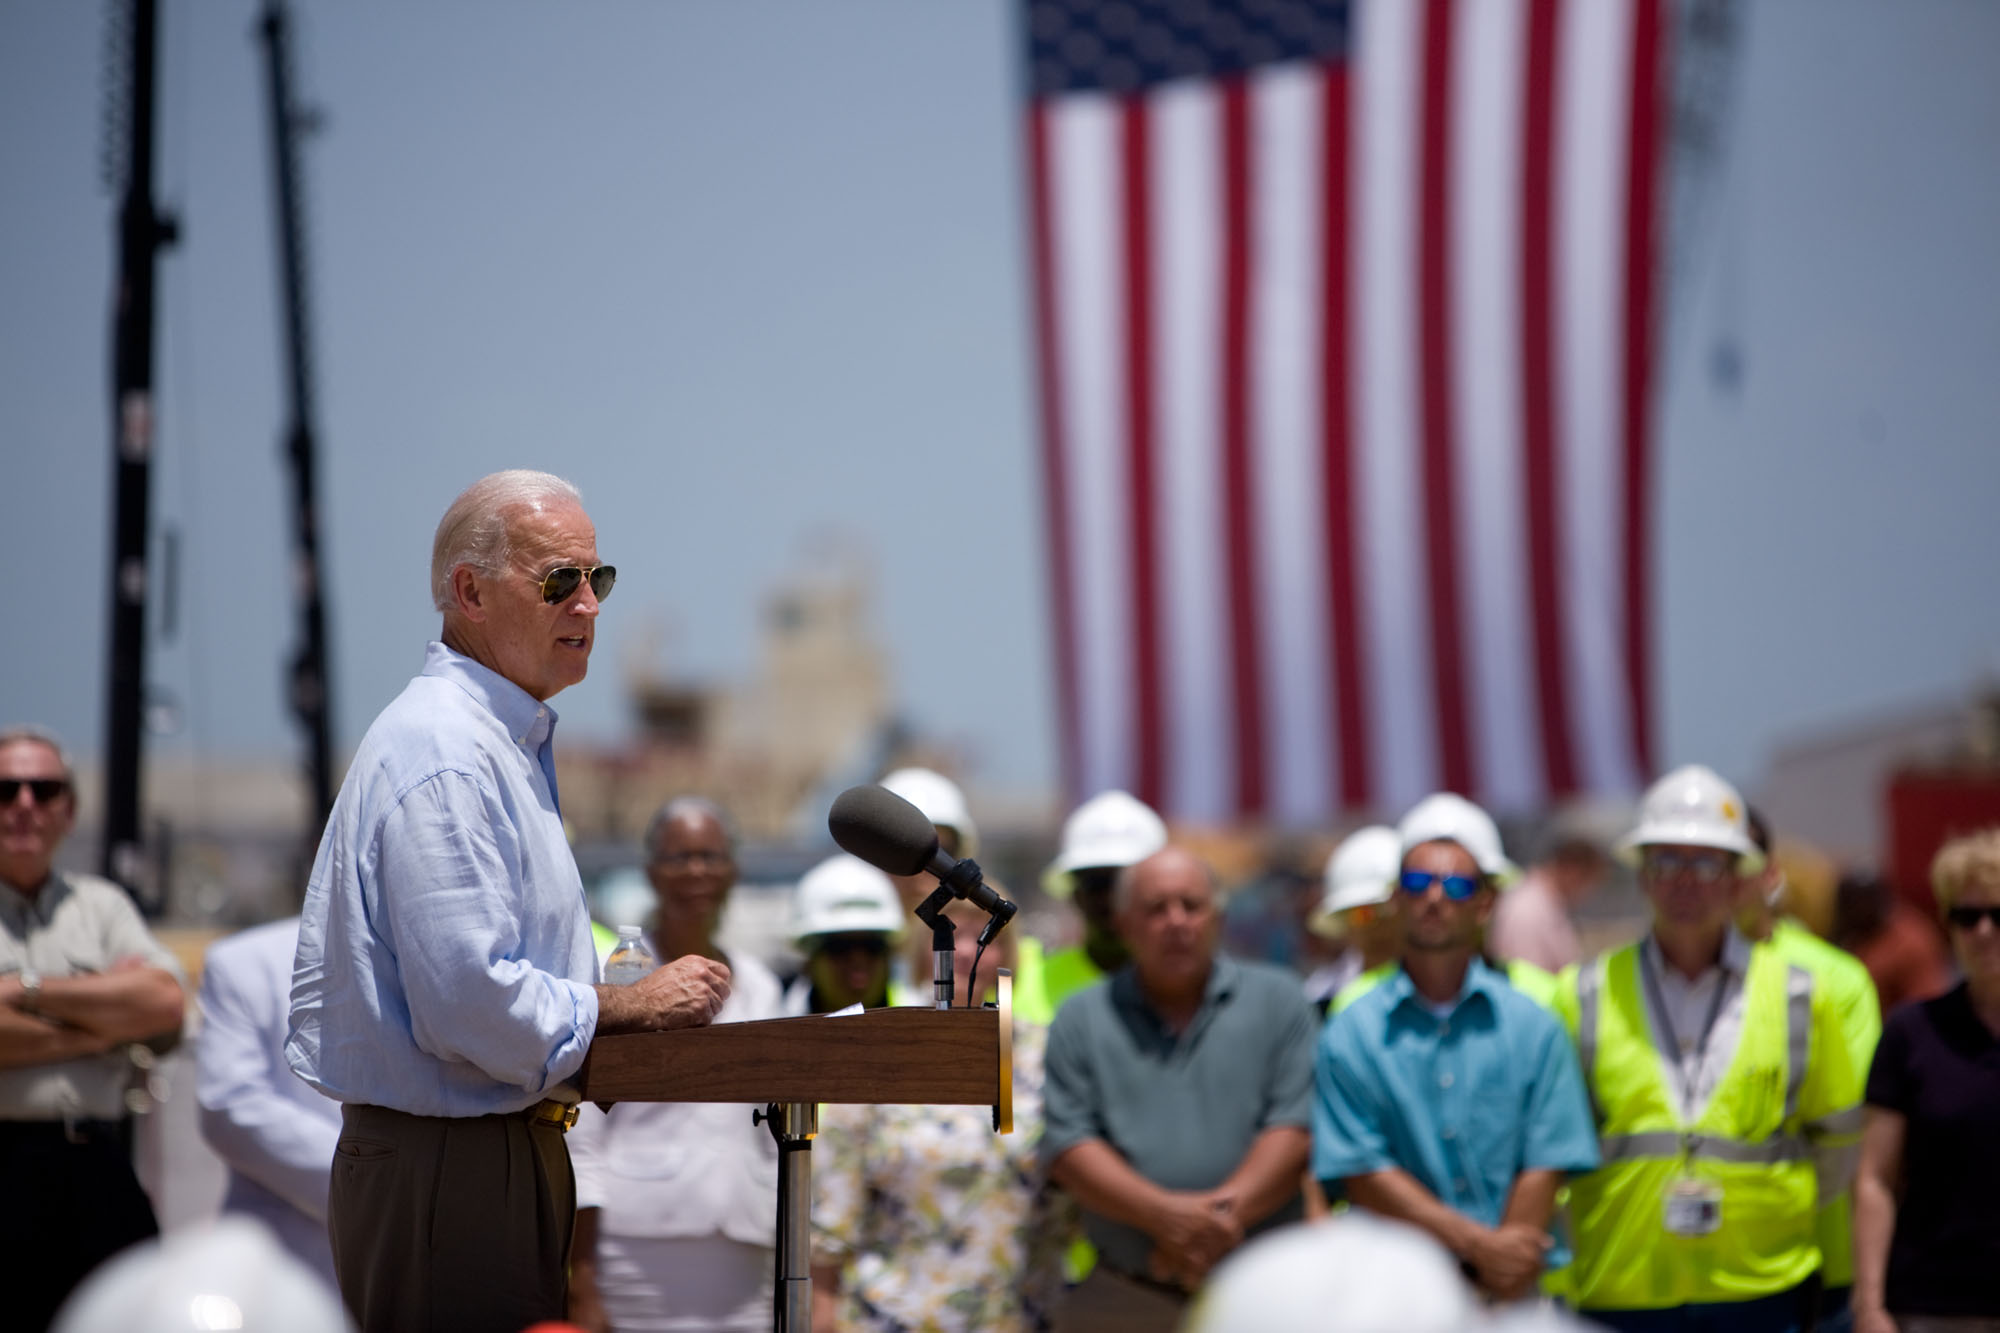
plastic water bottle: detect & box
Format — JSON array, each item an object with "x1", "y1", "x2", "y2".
[{"x1": 603, "y1": 925, "x2": 656, "y2": 986}]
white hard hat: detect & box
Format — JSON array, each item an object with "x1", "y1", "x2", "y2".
[
  {"x1": 879, "y1": 767, "x2": 979, "y2": 858},
  {"x1": 1183, "y1": 1213, "x2": 1476, "y2": 1333},
  {"x1": 1041, "y1": 789, "x2": 1169, "y2": 899},
  {"x1": 1309, "y1": 825, "x2": 1401, "y2": 937},
  {"x1": 790, "y1": 854, "x2": 906, "y2": 945},
  {"x1": 1398, "y1": 792, "x2": 1519, "y2": 886},
  {"x1": 54, "y1": 1217, "x2": 354, "y2": 1333},
  {"x1": 1617, "y1": 763, "x2": 1764, "y2": 872}
]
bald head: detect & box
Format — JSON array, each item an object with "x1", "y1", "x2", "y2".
[{"x1": 1114, "y1": 846, "x2": 1221, "y2": 999}]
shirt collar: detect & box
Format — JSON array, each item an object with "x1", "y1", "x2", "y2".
[
  {"x1": 0, "y1": 870, "x2": 66, "y2": 922},
  {"x1": 1113, "y1": 952, "x2": 1239, "y2": 1024},
  {"x1": 1642, "y1": 924, "x2": 1753, "y2": 983},
  {"x1": 1383, "y1": 955, "x2": 1504, "y2": 1019},
  {"x1": 423, "y1": 640, "x2": 558, "y2": 753}
]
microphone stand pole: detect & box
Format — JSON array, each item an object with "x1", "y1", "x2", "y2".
[{"x1": 914, "y1": 886, "x2": 956, "y2": 1011}]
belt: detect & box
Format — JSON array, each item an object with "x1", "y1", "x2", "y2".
[
  {"x1": 522, "y1": 1098, "x2": 579, "y2": 1132},
  {"x1": 1097, "y1": 1264, "x2": 1193, "y2": 1305}
]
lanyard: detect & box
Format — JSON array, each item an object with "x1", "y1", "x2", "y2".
[{"x1": 1639, "y1": 943, "x2": 1730, "y2": 1115}]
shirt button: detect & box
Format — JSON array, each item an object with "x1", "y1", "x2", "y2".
[{"x1": 1439, "y1": 1073, "x2": 1454, "y2": 1089}]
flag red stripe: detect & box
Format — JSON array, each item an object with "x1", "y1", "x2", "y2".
[
  {"x1": 1121, "y1": 99, "x2": 1165, "y2": 810},
  {"x1": 1418, "y1": 0, "x2": 1473, "y2": 794},
  {"x1": 1318, "y1": 63, "x2": 1370, "y2": 810},
  {"x1": 1518, "y1": 0, "x2": 1578, "y2": 797},
  {"x1": 1220, "y1": 77, "x2": 1266, "y2": 817},
  {"x1": 1025, "y1": 104, "x2": 1082, "y2": 803},
  {"x1": 1622, "y1": 0, "x2": 1663, "y2": 776}
]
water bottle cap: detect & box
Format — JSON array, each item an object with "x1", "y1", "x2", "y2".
[{"x1": 617, "y1": 924, "x2": 642, "y2": 938}]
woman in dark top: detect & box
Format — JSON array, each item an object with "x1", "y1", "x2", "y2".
[{"x1": 1854, "y1": 829, "x2": 2000, "y2": 1333}]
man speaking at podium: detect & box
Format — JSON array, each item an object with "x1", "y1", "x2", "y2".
[{"x1": 287, "y1": 471, "x2": 732, "y2": 1333}]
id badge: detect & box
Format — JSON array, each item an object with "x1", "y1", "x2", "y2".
[{"x1": 1663, "y1": 1179, "x2": 1723, "y2": 1237}]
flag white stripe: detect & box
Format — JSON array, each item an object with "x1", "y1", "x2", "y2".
[
  {"x1": 1047, "y1": 96, "x2": 1132, "y2": 798},
  {"x1": 1249, "y1": 63, "x2": 1334, "y2": 825},
  {"x1": 1451, "y1": 0, "x2": 1542, "y2": 812},
  {"x1": 1354, "y1": 0, "x2": 1436, "y2": 813},
  {"x1": 1152, "y1": 82, "x2": 1233, "y2": 822},
  {"x1": 1556, "y1": 0, "x2": 1641, "y2": 794}
]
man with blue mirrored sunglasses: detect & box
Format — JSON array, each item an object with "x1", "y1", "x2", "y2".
[{"x1": 1312, "y1": 793, "x2": 1599, "y2": 1305}]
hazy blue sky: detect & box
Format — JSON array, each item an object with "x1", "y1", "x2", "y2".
[{"x1": 2, "y1": 1, "x2": 1997, "y2": 817}]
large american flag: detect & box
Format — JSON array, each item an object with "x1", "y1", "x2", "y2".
[{"x1": 1024, "y1": 0, "x2": 1665, "y2": 825}]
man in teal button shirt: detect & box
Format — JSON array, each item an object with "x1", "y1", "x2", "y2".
[{"x1": 1312, "y1": 793, "x2": 1599, "y2": 1304}]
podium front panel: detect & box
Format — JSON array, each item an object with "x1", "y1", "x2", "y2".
[{"x1": 579, "y1": 1007, "x2": 1002, "y2": 1106}]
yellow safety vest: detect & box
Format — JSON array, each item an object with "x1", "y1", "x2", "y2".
[
  {"x1": 1767, "y1": 920, "x2": 1878, "y2": 1289},
  {"x1": 1010, "y1": 936, "x2": 1054, "y2": 1025},
  {"x1": 1554, "y1": 941, "x2": 1862, "y2": 1312},
  {"x1": 1330, "y1": 957, "x2": 1558, "y2": 1015},
  {"x1": 1040, "y1": 944, "x2": 1105, "y2": 1016}
]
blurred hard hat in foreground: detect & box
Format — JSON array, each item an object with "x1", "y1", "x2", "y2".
[
  {"x1": 54, "y1": 1217, "x2": 353, "y2": 1333},
  {"x1": 1182, "y1": 1213, "x2": 1475, "y2": 1333}
]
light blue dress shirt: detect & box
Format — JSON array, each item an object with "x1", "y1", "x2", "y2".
[
  {"x1": 1311, "y1": 957, "x2": 1599, "y2": 1267},
  {"x1": 286, "y1": 641, "x2": 600, "y2": 1117}
]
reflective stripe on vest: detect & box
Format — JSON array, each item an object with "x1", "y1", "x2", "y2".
[{"x1": 1596, "y1": 1130, "x2": 1809, "y2": 1165}]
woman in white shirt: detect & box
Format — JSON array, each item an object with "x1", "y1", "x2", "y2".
[{"x1": 568, "y1": 799, "x2": 784, "y2": 1333}]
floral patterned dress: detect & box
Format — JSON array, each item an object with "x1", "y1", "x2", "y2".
[{"x1": 811, "y1": 1021, "x2": 1077, "y2": 1332}]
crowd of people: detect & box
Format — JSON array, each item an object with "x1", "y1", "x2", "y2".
[{"x1": 5, "y1": 470, "x2": 1999, "y2": 1333}]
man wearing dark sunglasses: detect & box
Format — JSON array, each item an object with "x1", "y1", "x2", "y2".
[
  {"x1": 286, "y1": 471, "x2": 733, "y2": 1333},
  {"x1": 1553, "y1": 765, "x2": 1861, "y2": 1333},
  {"x1": 1312, "y1": 793, "x2": 1599, "y2": 1306},
  {"x1": 1, "y1": 727, "x2": 189, "y2": 1331}
]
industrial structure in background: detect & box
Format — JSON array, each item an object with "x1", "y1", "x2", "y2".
[
  {"x1": 257, "y1": 0, "x2": 338, "y2": 855},
  {"x1": 98, "y1": 0, "x2": 177, "y2": 912}
]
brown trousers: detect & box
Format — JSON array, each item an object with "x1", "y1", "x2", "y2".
[{"x1": 328, "y1": 1103, "x2": 575, "y2": 1333}]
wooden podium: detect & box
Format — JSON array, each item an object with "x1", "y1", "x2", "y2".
[{"x1": 577, "y1": 976, "x2": 1013, "y2": 1333}]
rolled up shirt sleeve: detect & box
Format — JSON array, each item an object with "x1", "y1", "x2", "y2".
[
  {"x1": 1038, "y1": 1005, "x2": 1103, "y2": 1169},
  {"x1": 1521, "y1": 1012, "x2": 1601, "y2": 1175},
  {"x1": 1310, "y1": 1015, "x2": 1396, "y2": 1182},
  {"x1": 378, "y1": 773, "x2": 597, "y2": 1095}
]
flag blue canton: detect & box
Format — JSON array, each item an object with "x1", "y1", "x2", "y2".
[{"x1": 1027, "y1": 0, "x2": 1350, "y2": 96}]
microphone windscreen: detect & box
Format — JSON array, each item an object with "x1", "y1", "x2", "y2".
[{"x1": 828, "y1": 785, "x2": 939, "y2": 877}]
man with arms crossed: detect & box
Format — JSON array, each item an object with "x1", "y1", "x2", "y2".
[
  {"x1": 0, "y1": 727, "x2": 187, "y2": 1331},
  {"x1": 1312, "y1": 793, "x2": 1599, "y2": 1303},
  {"x1": 1042, "y1": 846, "x2": 1316, "y2": 1333},
  {"x1": 287, "y1": 471, "x2": 731, "y2": 1333}
]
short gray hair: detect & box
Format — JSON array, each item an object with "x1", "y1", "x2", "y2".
[
  {"x1": 643, "y1": 796, "x2": 735, "y2": 858},
  {"x1": 0, "y1": 726, "x2": 75, "y2": 785},
  {"x1": 430, "y1": 470, "x2": 583, "y2": 613},
  {"x1": 1111, "y1": 846, "x2": 1217, "y2": 914}
]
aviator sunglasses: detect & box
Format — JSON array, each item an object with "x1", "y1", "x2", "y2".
[
  {"x1": 536, "y1": 564, "x2": 617, "y2": 605},
  {"x1": 1946, "y1": 905, "x2": 2000, "y2": 931},
  {"x1": 1399, "y1": 869, "x2": 1481, "y2": 901},
  {"x1": 0, "y1": 778, "x2": 70, "y2": 806}
]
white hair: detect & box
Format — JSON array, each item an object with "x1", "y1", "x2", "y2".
[
  {"x1": 643, "y1": 796, "x2": 735, "y2": 857},
  {"x1": 430, "y1": 470, "x2": 583, "y2": 613},
  {"x1": 0, "y1": 725, "x2": 75, "y2": 785}
]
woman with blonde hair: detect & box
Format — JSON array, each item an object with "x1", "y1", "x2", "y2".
[{"x1": 1853, "y1": 829, "x2": 2000, "y2": 1333}]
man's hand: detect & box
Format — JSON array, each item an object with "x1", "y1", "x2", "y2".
[
  {"x1": 1144, "y1": 1190, "x2": 1244, "y2": 1288},
  {"x1": 631, "y1": 956, "x2": 732, "y2": 1030},
  {"x1": 1466, "y1": 1222, "x2": 1550, "y2": 1302}
]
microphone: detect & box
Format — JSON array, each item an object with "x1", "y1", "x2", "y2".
[{"x1": 828, "y1": 785, "x2": 1018, "y2": 934}]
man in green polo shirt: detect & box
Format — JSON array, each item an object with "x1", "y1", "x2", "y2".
[{"x1": 1042, "y1": 846, "x2": 1317, "y2": 1332}]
